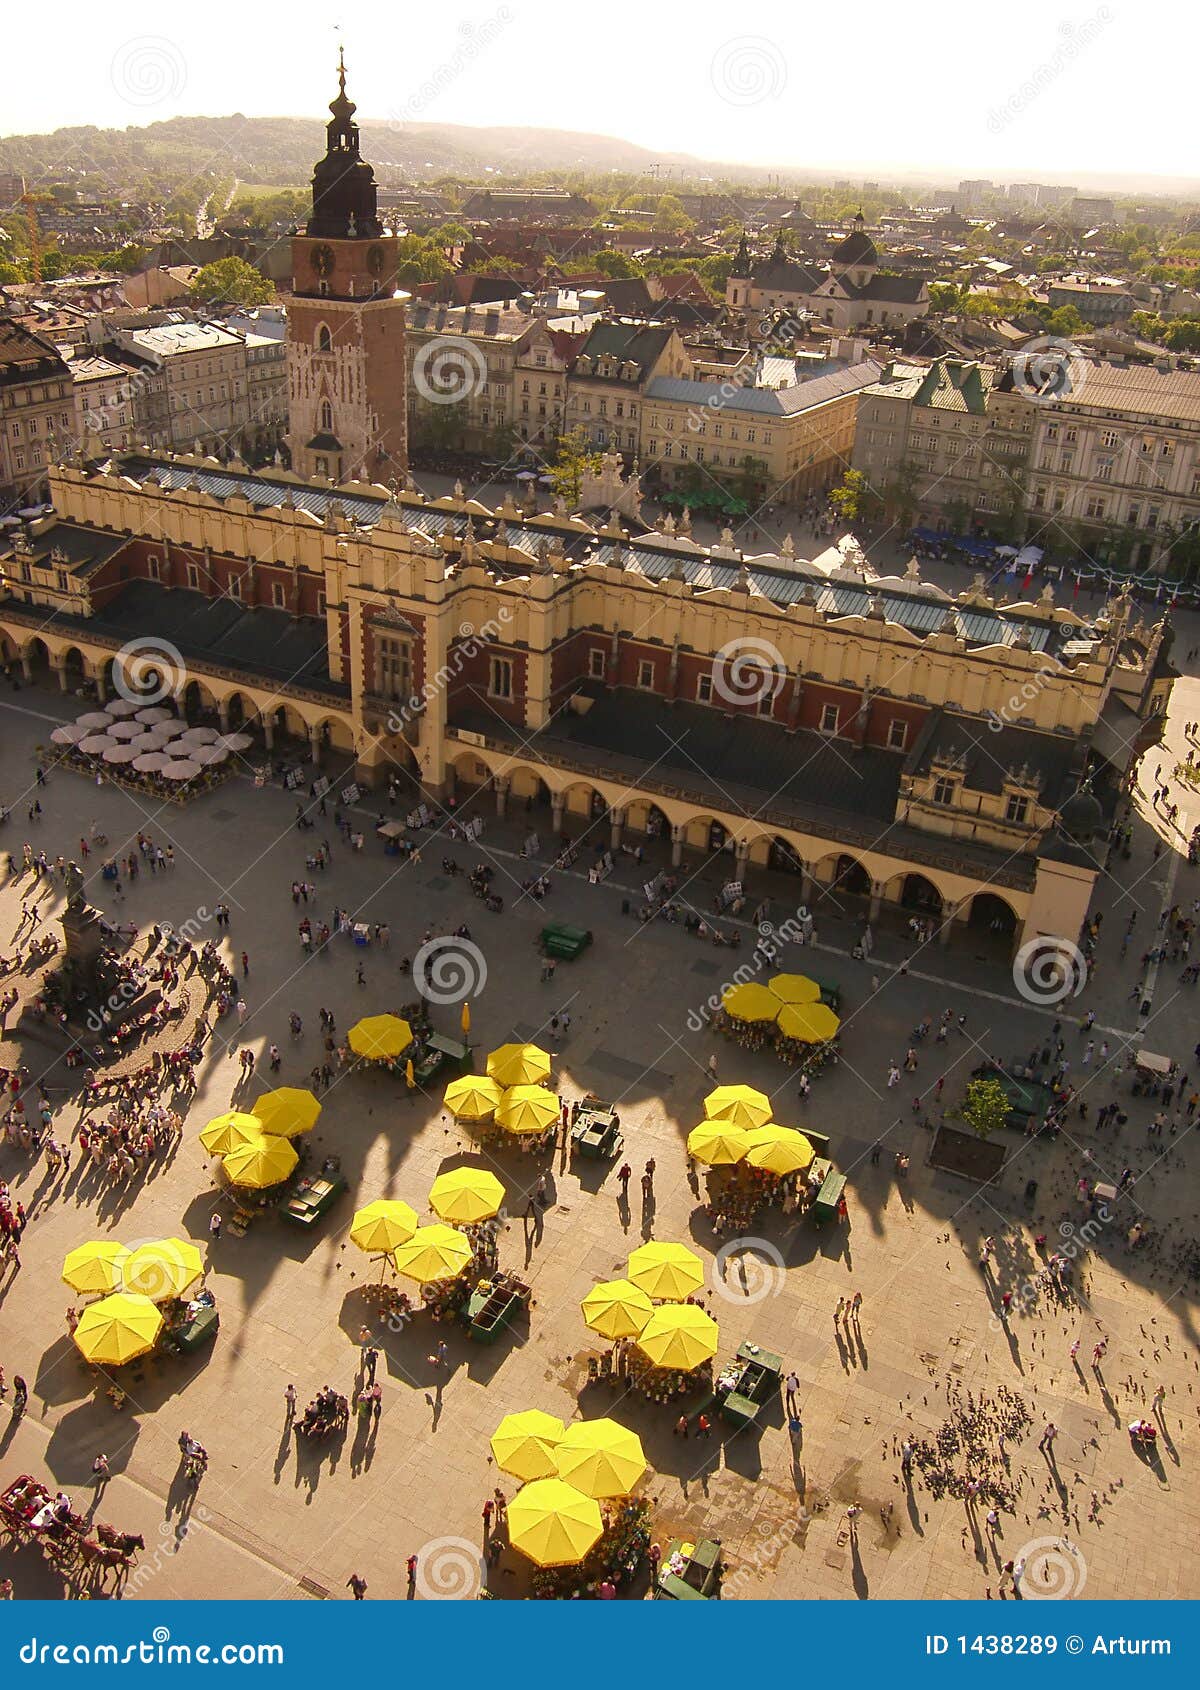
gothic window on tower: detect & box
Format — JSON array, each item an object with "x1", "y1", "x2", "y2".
[
  {"x1": 317, "y1": 325, "x2": 332, "y2": 352},
  {"x1": 376, "y1": 635, "x2": 412, "y2": 701},
  {"x1": 320, "y1": 400, "x2": 333, "y2": 432}
]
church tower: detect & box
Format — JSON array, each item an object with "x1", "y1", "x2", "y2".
[{"x1": 286, "y1": 52, "x2": 408, "y2": 484}]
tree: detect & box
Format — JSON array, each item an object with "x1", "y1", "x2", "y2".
[
  {"x1": 547, "y1": 428, "x2": 602, "y2": 506},
  {"x1": 1044, "y1": 304, "x2": 1086, "y2": 340},
  {"x1": 590, "y1": 249, "x2": 643, "y2": 280},
  {"x1": 829, "y1": 468, "x2": 878, "y2": 523},
  {"x1": 957, "y1": 1076, "x2": 1011, "y2": 1140},
  {"x1": 1163, "y1": 319, "x2": 1200, "y2": 353},
  {"x1": 190, "y1": 256, "x2": 272, "y2": 307},
  {"x1": 412, "y1": 399, "x2": 468, "y2": 453},
  {"x1": 882, "y1": 459, "x2": 921, "y2": 529},
  {"x1": 653, "y1": 193, "x2": 694, "y2": 235}
]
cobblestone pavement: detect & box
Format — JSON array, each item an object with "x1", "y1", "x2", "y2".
[{"x1": 0, "y1": 670, "x2": 1197, "y2": 1602}]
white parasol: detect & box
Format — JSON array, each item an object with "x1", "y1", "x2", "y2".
[
  {"x1": 76, "y1": 712, "x2": 111, "y2": 730},
  {"x1": 180, "y1": 726, "x2": 221, "y2": 745},
  {"x1": 189, "y1": 745, "x2": 229, "y2": 767},
  {"x1": 104, "y1": 698, "x2": 143, "y2": 718},
  {"x1": 107, "y1": 720, "x2": 144, "y2": 741},
  {"x1": 133, "y1": 752, "x2": 171, "y2": 773},
  {"x1": 79, "y1": 734, "x2": 115, "y2": 754},
  {"x1": 218, "y1": 732, "x2": 254, "y2": 752},
  {"x1": 102, "y1": 744, "x2": 140, "y2": 765},
  {"x1": 135, "y1": 707, "x2": 176, "y2": 725},
  {"x1": 162, "y1": 760, "x2": 202, "y2": 781},
  {"x1": 50, "y1": 724, "x2": 88, "y2": 745}
]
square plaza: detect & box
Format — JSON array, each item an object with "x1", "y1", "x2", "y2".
[{"x1": 0, "y1": 661, "x2": 1197, "y2": 1604}]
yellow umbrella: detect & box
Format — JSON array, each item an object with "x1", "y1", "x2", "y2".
[
  {"x1": 444, "y1": 1074, "x2": 503, "y2": 1120},
  {"x1": 581, "y1": 1278, "x2": 654, "y2": 1340},
  {"x1": 721, "y1": 981, "x2": 782, "y2": 1023},
  {"x1": 461, "y1": 1002, "x2": 471, "y2": 1036},
  {"x1": 743, "y1": 1124, "x2": 816, "y2": 1177},
  {"x1": 199, "y1": 1110, "x2": 263, "y2": 1156},
  {"x1": 348, "y1": 1014, "x2": 415, "y2": 1061},
  {"x1": 487, "y1": 1042, "x2": 551, "y2": 1088},
  {"x1": 350, "y1": 1199, "x2": 419, "y2": 1257},
  {"x1": 768, "y1": 972, "x2": 821, "y2": 1006},
  {"x1": 121, "y1": 1239, "x2": 204, "y2": 1301},
  {"x1": 496, "y1": 1084, "x2": 559, "y2": 1136},
  {"x1": 777, "y1": 1002, "x2": 840, "y2": 1043},
  {"x1": 553, "y1": 1418, "x2": 646, "y2": 1499},
  {"x1": 704, "y1": 1083, "x2": 772, "y2": 1131},
  {"x1": 506, "y1": 1478, "x2": 603, "y2": 1568},
  {"x1": 687, "y1": 1119, "x2": 751, "y2": 1167},
  {"x1": 393, "y1": 1223, "x2": 473, "y2": 1285},
  {"x1": 62, "y1": 1241, "x2": 130, "y2": 1296},
  {"x1": 490, "y1": 1409, "x2": 565, "y2": 1482},
  {"x1": 627, "y1": 1241, "x2": 705, "y2": 1302},
  {"x1": 73, "y1": 1293, "x2": 163, "y2": 1366},
  {"x1": 636, "y1": 1304, "x2": 720, "y2": 1371},
  {"x1": 221, "y1": 1132, "x2": 298, "y2": 1189},
  {"x1": 430, "y1": 1167, "x2": 506, "y2": 1226},
  {"x1": 251, "y1": 1087, "x2": 321, "y2": 1139}
]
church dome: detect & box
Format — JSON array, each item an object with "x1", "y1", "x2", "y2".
[{"x1": 1058, "y1": 785, "x2": 1103, "y2": 843}]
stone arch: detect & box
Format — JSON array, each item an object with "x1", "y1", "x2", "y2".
[
  {"x1": 968, "y1": 889, "x2": 1019, "y2": 939},
  {"x1": 21, "y1": 636, "x2": 51, "y2": 679},
  {"x1": 890, "y1": 871, "x2": 944, "y2": 916},
  {"x1": 559, "y1": 780, "x2": 611, "y2": 824},
  {"x1": 813, "y1": 851, "x2": 871, "y2": 899},
  {"x1": 59, "y1": 644, "x2": 87, "y2": 692}
]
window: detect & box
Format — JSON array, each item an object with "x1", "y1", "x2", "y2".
[
  {"x1": 696, "y1": 673, "x2": 713, "y2": 703},
  {"x1": 757, "y1": 689, "x2": 775, "y2": 716},
  {"x1": 146, "y1": 555, "x2": 160, "y2": 581},
  {"x1": 637, "y1": 660, "x2": 655, "y2": 689},
  {"x1": 819, "y1": 703, "x2": 839, "y2": 734},
  {"x1": 1005, "y1": 792, "x2": 1030, "y2": 825},
  {"x1": 1084, "y1": 495, "x2": 1106, "y2": 520},
  {"x1": 588, "y1": 648, "x2": 606, "y2": 679},
  {"x1": 320, "y1": 400, "x2": 333, "y2": 432},
  {"x1": 887, "y1": 718, "x2": 908, "y2": 750},
  {"x1": 187, "y1": 564, "x2": 200, "y2": 590},
  {"x1": 377, "y1": 635, "x2": 412, "y2": 700},
  {"x1": 317, "y1": 591, "x2": 327, "y2": 616},
  {"x1": 227, "y1": 574, "x2": 242, "y2": 601},
  {"x1": 489, "y1": 657, "x2": 513, "y2": 699},
  {"x1": 932, "y1": 775, "x2": 955, "y2": 806},
  {"x1": 1101, "y1": 429, "x2": 1119, "y2": 448},
  {"x1": 272, "y1": 583, "x2": 286, "y2": 609},
  {"x1": 315, "y1": 456, "x2": 328, "y2": 475}
]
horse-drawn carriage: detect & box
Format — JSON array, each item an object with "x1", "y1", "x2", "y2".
[{"x1": 0, "y1": 1476, "x2": 143, "y2": 1586}]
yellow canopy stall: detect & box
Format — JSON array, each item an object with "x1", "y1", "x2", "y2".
[
  {"x1": 73, "y1": 1293, "x2": 163, "y2": 1366},
  {"x1": 703, "y1": 1084, "x2": 772, "y2": 1131},
  {"x1": 490, "y1": 1409, "x2": 565, "y2": 1482},
  {"x1": 347, "y1": 1014, "x2": 415, "y2": 1061},
  {"x1": 506, "y1": 1478, "x2": 603, "y2": 1568}
]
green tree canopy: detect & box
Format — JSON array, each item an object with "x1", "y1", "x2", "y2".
[
  {"x1": 547, "y1": 428, "x2": 603, "y2": 506},
  {"x1": 958, "y1": 1076, "x2": 1010, "y2": 1140},
  {"x1": 190, "y1": 256, "x2": 273, "y2": 306}
]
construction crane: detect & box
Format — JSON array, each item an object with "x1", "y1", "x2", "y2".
[{"x1": 19, "y1": 192, "x2": 41, "y2": 283}]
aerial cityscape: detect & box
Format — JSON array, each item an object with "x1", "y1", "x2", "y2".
[{"x1": 1, "y1": 5, "x2": 1199, "y2": 1614}]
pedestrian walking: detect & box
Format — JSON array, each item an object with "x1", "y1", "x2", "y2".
[
  {"x1": 346, "y1": 1573, "x2": 367, "y2": 1600},
  {"x1": 285, "y1": 1384, "x2": 297, "y2": 1418},
  {"x1": 208, "y1": 1212, "x2": 222, "y2": 1242}
]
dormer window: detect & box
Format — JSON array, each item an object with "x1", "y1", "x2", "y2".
[{"x1": 932, "y1": 775, "x2": 956, "y2": 806}]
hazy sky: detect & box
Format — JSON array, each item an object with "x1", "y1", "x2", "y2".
[{"x1": 9, "y1": 1, "x2": 1193, "y2": 187}]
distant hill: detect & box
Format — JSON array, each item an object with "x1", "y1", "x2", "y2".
[{"x1": 0, "y1": 113, "x2": 712, "y2": 192}]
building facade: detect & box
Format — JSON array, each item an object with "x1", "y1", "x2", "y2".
[
  {"x1": 0, "y1": 320, "x2": 74, "y2": 504},
  {"x1": 0, "y1": 449, "x2": 1172, "y2": 960},
  {"x1": 727, "y1": 220, "x2": 930, "y2": 332}
]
